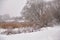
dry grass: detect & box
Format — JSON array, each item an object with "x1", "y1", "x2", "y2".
[{"x1": 0, "y1": 22, "x2": 35, "y2": 29}]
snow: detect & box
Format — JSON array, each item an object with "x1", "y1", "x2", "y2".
[
  {"x1": 16, "y1": 20, "x2": 25, "y2": 22},
  {"x1": 0, "y1": 25, "x2": 60, "y2": 40},
  {"x1": 5, "y1": 20, "x2": 15, "y2": 22},
  {"x1": 43, "y1": 0, "x2": 54, "y2": 2},
  {"x1": 0, "y1": 28, "x2": 7, "y2": 33}
]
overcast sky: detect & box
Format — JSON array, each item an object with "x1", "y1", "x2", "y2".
[{"x1": 0, "y1": 0, "x2": 27, "y2": 17}]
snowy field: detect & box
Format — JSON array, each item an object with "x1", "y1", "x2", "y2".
[{"x1": 0, "y1": 25, "x2": 60, "y2": 40}]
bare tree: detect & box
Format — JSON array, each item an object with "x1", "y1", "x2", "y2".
[{"x1": 21, "y1": 0, "x2": 60, "y2": 28}]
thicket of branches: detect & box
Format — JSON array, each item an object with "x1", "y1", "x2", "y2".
[{"x1": 21, "y1": 0, "x2": 60, "y2": 27}]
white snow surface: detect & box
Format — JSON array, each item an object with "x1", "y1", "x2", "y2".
[{"x1": 0, "y1": 25, "x2": 60, "y2": 40}]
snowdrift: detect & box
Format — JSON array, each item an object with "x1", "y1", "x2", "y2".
[{"x1": 0, "y1": 25, "x2": 60, "y2": 40}]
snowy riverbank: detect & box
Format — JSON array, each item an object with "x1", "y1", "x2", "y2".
[{"x1": 0, "y1": 25, "x2": 60, "y2": 40}]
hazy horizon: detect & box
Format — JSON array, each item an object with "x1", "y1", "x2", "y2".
[{"x1": 0, "y1": 0, "x2": 27, "y2": 17}]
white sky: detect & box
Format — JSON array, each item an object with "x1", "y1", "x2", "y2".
[{"x1": 0, "y1": 0, "x2": 27, "y2": 17}]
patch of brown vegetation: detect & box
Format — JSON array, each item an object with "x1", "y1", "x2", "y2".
[{"x1": 0, "y1": 22, "x2": 35, "y2": 29}]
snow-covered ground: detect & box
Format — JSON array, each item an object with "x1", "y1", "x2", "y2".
[{"x1": 0, "y1": 25, "x2": 60, "y2": 40}]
